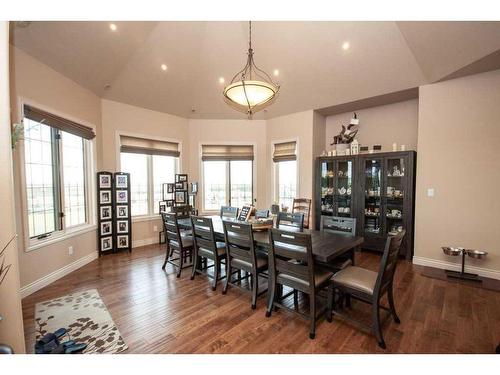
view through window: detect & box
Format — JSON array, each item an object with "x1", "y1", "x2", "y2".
[{"x1": 276, "y1": 160, "x2": 297, "y2": 210}]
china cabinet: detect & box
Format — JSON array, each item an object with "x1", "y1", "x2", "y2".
[{"x1": 315, "y1": 151, "x2": 416, "y2": 259}]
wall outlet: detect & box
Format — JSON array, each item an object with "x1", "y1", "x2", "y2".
[
  {"x1": 427, "y1": 188, "x2": 435, "y2": 197},
  {"x1": 68, "y1": 246, "x2": 74, "y2": 255},
  {"x1": 153, "y1": 225, "x2": 158, "y2": 232}
]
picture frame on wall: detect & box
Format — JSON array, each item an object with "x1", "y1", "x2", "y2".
[
  {"x1": 175, "y1": 182, "x2": 187, "y2": 191},
  {"x1": 116, "y1": 205, "x2": 128, "y2": 219},
  {"x1": 117, "y1": 235, "x2": 129, "y2": 249},
  {"x1": 117, "y1": 220, "x2": 129, "y2": 234},
  {"x1": 100, "y1": 206, "x2": 112, "y2": 220},
  {"x1": 175, "y1": 191, "x2": 186, "y2": 204},
  {"x1": 100, "y1": 190, "x2": 111, "y2": 204},
  {"x1": 191, "y1": 182, "x2": 198, "y2": 194},
  {"x1": 176, "y1": 174, "x2": 188, "y2": 183},
  {"x1": 162, "y1": 183, "x2": 169, "y2": 200},
  {"x1": 101, "y1": 236, "x2": 113, "y2": 252},
  {"x1": 166, "y1": 199, "x2": 174, "y2": 207},
  {"x1": 188, "y1": 193, "x2": 195, "y2": 207},
  {"x1": 99, "y1": 174, "x2": 111, "y2": 189},
  {"x1": 116, "y1": 174, "x2": 128, "y2": 188},
  {"x1": 159, "y1": 201, "x2": 167, "y2": 213},
  {"x1": 167, "y1": 183, "x2": 175, "y2": 193},
  {"x1": 116, "y1": 190, "x2": 128, "y2": 203},
  {"x1": 101, "y1": 221, "x2": 112, "y2": 235}
]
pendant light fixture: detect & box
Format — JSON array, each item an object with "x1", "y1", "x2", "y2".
[{"x1": 223, "y1": 21, "x2": 280, "y2": 118}]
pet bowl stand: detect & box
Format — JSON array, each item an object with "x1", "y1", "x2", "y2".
[{"x1": 443, "y1": 248, "x2": 482, "y2": 282}]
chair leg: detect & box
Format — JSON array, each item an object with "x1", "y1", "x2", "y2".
[
  {"x1": 274, "y1": 284, "x2": 283, "y2": 311},
  {"x1": 326, "y1": 284, "x2": 334, "y2": 323},
  {"x1": 293, "y1": 289, "x2": 298, "y2": 309},
  {"x1": 309, "y1": 292, "x2": 316, "y2": 339},
  {"x1": 212, "y1": 259, "x2": 219, "y2": 291},
  {"x1": 222, "y1": 261, "x2": 231, "y2": 295},
  {"x1": 251, "y1": 273, "x2": 258, "y2": 309},
  {"x1": 190, "y1": 251, "x2": 198, "y2": 280},
  {"x1": 372, "y1": 300, "x2": 386, "y2": 349},
  {"x1": 345, "y1": 294, "x2": 352, "y2": 308},
  {"x1": 266, "y1": 275, "x2": 276, "y2": 318},
  {"x1": 162, "y1": 247, "x2": 169, "y2": 270},
  {"x1": 177, "y1": 249, "x2": 184, "y2": 278},
  {"x1": 387, "y1": 285, "x2": 400, "y2": 324}
]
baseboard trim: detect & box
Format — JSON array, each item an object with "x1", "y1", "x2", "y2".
[
  {"x1": 132, "y1": 237, "x2": 158, "y2": 249},
  {"x1": 20, "y1": 252, "x2": 98, "y2": 299},
  {"x1": 413, "y1": 256, "x2": 500, "y2": 280}
]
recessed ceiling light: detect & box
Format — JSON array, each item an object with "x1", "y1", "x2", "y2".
[
  {"x1": 342, "y1": 41, "x2": 350, "y2": 51},
  {"x1": 109, "y1": 23, "x2": 117, "y2": 31},
  {"x1": 273, "y1": 69, "x2": 279, "y2": 77},
  {"x1": 219, "y1": 77, "x2": 225, "y2": 84},
  {"x1": 161, "y1": 64, "x2": 168, "y2": 71}
]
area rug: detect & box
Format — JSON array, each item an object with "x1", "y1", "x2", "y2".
[{"x1": 35, "y1": 289, "x2": 128, "y2": 354}]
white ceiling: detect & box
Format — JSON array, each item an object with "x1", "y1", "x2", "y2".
[{"x1": 10, "y1": 21, "x2": 500, "y2": 119}]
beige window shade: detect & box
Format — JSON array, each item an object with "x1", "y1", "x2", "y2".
[
  {"x1": 24, "y1": 105, "x2": 96, "y2": 140},
  {"x1": 201, "y1": 144, "x2": 254, "y2": 161},
  {"x1": 273, "y1": 141, "x2": 297, "y2": 162},
  {"x1": 120, "y1": 135, "x2": 180, "y2": 157}
]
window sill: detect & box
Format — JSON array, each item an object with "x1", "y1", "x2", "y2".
[
  {"x1": 132, "y1": 214, "x2": 162, "y2": 223},
  {"x1": 26, "y1": 224, "x2": 97, "y2": 252}
]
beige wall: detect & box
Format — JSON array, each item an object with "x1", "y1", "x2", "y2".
[
  {"x1": 414, "y1": 69, "x2": 500, "y2": 275},
  {"x1": 325, "y1": 99, "x2": 419, "y2": 152},
  {"x1": 9, "y1": 47, "x2": 102, "y2": 289},
  {"x1": 101, "y1": 99, "x2": 190, "y2": 245},
  {"x1": 187, "y1": 119, "x2": 267, "y2": 214},
  {"x1": 0, "y1": 22, "x2": 26, "y2": 353}
]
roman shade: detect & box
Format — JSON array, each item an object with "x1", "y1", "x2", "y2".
[
  {"x1": 23, "y1": 104, "x2": 96, "y2": 140},
  {"x1": 273, "y1": 141, "x2": 297, "y2": 162},
  {"x1": 120, "y1": 135, "x2": 180, "y2": 157},
  {"x1": 201, "y1": 144, "x2": 254, "y2": 161}
]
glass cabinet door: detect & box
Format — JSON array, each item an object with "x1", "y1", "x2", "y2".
[
  {"x1": 385, "y1": 157, "x2": 406, "y2": 236},
  {"x1": 320, "y1": 160, "x2": 335, "y2": 216},
  {"x1": 363, "y1": 159, "x2": 382, "y2": 234},
  {"x1": 335, "y1": 160, "x2": 353, "y2": 217}
]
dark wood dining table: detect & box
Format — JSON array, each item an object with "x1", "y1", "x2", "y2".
[{"x1": 177, "y1": 215, "x2": 364, "y2": 264}]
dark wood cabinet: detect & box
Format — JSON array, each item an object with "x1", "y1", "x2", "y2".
[{"x1": 315, "y1": 151, "x2": 416, "y2": 260}]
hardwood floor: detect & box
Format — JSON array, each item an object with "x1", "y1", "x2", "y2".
[{"x1": 22, "y1": 244, "x2": 500, "y2": 353}]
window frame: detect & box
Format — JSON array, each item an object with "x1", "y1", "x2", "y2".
[
  {"x1": 271, "y1": 138, "x2": 300, "y2": 207},
  {"x1": 116, "y1": 131, "x2": 182, "y2": 221},
  {"x1": 200, "y1": 142, "x2": 257, "y2": 215},
  {"x1": 18, "y1": 99, "x2": 97, "y2": 252}
]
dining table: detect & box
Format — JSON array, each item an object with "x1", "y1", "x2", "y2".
[{"x1": 177, "y1": 215, "x2": 364, "y2": 265}]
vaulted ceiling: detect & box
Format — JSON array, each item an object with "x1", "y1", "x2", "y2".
[{"x1": 10, "y1": 21, "x2": 500, "y2": 119}]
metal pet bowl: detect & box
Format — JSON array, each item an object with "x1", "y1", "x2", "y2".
[
  {"x1": 442, "y1": 247, "x2": 463, "y2": 256},
  {"x1": 466, "y1": 249, "x2": 488, "y2": 259}
]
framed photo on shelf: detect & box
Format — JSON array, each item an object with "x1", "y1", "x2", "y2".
[
  {"x1": 100, "y1": 206, "x2": 112, "y2": 220},
  {"x1": 101, "y1": 221, "x2": 112, "y2": 235},
  {"x1": 166, "y1": 199, "x2": 174, "y2": 207},
  {"x1": 190, "y1": 182, "x2": 198, "y2": 194},
  {"x1": 159, "y1": 201, "x2": 167, "y2": 213},
  {"x1": 176, "y1": 174, "x2": 188, "y2": 183},
  {"x1": 116, "y1": 190, "x2": 128, "y2": 203},
  {"x1": 101, "y1": 236, "x2": 113, "y2": 252},
  {"x1": 117, "y1": 220, "x2": 129, "y2": 234},
  {"x1": 99, "y1": 174, "x2": 111, "y2": 189},
  {"x1": 100, "y1": 190, "x2": 111, "y2": 204},
  {"x1": 116, "y1": 205, "x2": 128, "y2": 218},
  {"x1": 175, "y1": 191, "x2": 186, "y2": 204},
  {"x1": 117, "y1": 235, "x2": 129, "y2": 249},
  {"x1": 116, "y1": 174, "x2": 128, "y2": 188}
]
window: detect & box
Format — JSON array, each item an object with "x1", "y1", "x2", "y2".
[
  {"x1": 22, "y1": 105, "x2": 94, "y2": 240},
  {"x1": 201, "y1": 145, "x2": 254, "y2": 211},
  {"x1": 119, "y1": 135, "x2": 179, "y2": 217},
  {"x1": 273, "y1": 140, "x2": 298, "y2": 210}
]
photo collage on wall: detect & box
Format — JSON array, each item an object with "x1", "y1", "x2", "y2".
[{"x1": 97, "y1": 171, "x2": 132, "y2": 256}]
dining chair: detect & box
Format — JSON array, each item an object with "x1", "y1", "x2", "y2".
[
  {"x1": 326, "y1": 230, "x2": 406, "y2": 349},
  {"x1": 220, "y1": 206, "x2": 239, "y2": 219},
  {"x1": 276, "y1": 211, "x2": 304, "y2": 231},
  {"x1": 292, "y1": 198, "x2": 312, "y2": 229},
  {"x1": 161, "y1": 212, "x2": 194, "y2": 278},
  {"x1": 190, "y1": 216, "x2": 227, "y2": 290},
  {"x1": 254, "y1": 209, "x2": 270, "y2": 219},
  {"x1": 320, "y1": 215, "x2": 357, "y2": 270},
  {"x1": 266, "y1": 229, "x2": 334, "y2": 339},
  {"x1": 222, "y1": 220, "x2": 268, "y2": 309},
  {"x1": 172, "y1": 205, "x2": 192, "y2": 219}
]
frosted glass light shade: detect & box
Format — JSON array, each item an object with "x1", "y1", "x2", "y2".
[{"x1": 223, "y1": 80, "x2": 277, "y2": 108}]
